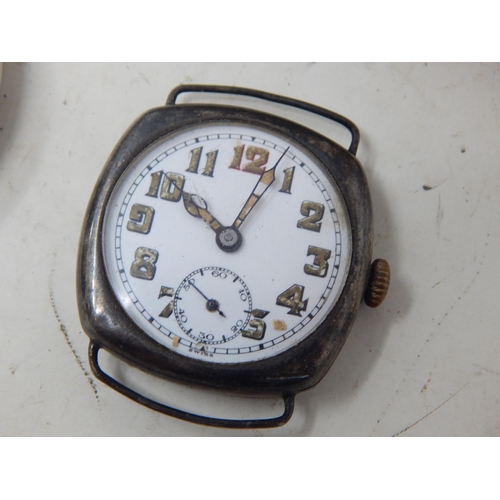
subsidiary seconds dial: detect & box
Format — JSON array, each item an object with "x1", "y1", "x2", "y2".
[{"x1": 174, "y1": 267, "x2": 252, "y2": 345}]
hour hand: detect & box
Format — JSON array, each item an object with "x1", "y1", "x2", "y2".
[
  {"x1": 183, "y1": 191, "x2": 242, "y2": 252},
  {"x1": 182, "y1": 192, "x2": 222, "y2": 232}
]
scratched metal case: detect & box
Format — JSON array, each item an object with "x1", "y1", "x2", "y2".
[{"x1": 77, "y1": 85, "x2": 374, "y2": 427}]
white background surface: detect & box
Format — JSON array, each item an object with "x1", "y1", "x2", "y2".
[{"x1": 0, "y1": 62, "x2": 499, "y2": 436}]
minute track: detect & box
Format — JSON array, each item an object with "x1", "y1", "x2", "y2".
[{"x1": 106, "y1": 123, "x2": 350, "y2": 363}]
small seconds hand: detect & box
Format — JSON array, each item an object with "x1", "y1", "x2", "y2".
[{"x1": 188, "y1": 280, "x2": 226, "y2": 317}]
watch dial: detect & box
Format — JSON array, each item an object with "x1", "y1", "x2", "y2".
[{"x1": 103, "y1": 123, "x2": 351, "y2": 363}]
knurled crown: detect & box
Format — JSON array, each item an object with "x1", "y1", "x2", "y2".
[{"x1": 364, "y1": 259, "x2": 390, "y2": 308}]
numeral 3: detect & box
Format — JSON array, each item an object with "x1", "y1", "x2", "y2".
[{"x1": 304, "y1": 245, "x2": 332, "y2": 278}]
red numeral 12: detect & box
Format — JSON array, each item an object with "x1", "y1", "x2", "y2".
[{"x1": 228, "y1": 145, "x2": 269, "y2": 175}]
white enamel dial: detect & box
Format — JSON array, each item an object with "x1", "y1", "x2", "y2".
[{"x1": 103, "y1": 122, "x2": 351, "y2": 363}]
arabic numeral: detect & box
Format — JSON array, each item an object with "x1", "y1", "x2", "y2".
[
  {"x1": 130, "y1": 247, "x2": 158, "y2": 280},
  {"x1": 279, "y1": 166, "x2": 295, "y2": 194},
  {"x1": 297, "y1": 201, "x2": 325, "y2": 232},
  {"x1": 241, "y1": 319, "x2": 266, "y2": 340},
  {"x1": 186, "y1": 147, "x2": 218, "y2": 177},
  {"x1": 178, "y1": 309, "x2": 188, "y2": 323},
  {"x1": 304, "y1": 245, "x2": 332, "y2": 278},
  {"x1": 231, "y1": 319, "x2": 244, "y2": 332},
  {"x1": 242, "y1": 309, "x2": 269, "y2": 340},
  {"x1": 228, "y1": 145, "x2": 269, "y2": 175},
  {"x1": 276, "y1": 284, "x2": 308, "y2": 316},
  {"x1": 198, "y1": 332, "x2": 215, "y2": 341},
  {"x1": 146, "y1": 171, "x2": 185, "y2": 202},
  {"x1": 212, "y1": 270, "x2": 227, "y2": 279},
  {"x1": 126, "y1": 204, "x2": 155, "y2": 234},
  {"x1": 158, "y1": 286, "x2": 175, "y2": 318}
]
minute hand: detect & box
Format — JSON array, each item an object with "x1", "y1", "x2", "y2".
[{"x1": 232, "y1": 147, "x2": 289, "y2": 230}]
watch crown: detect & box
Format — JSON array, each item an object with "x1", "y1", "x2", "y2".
[{"x1": 364, "y1": 259, "x2": 390, "y2": 308}]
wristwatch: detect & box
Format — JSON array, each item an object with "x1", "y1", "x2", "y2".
[{"x1": 77, "y1": 85, "x2": 390, "y2": 428}]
